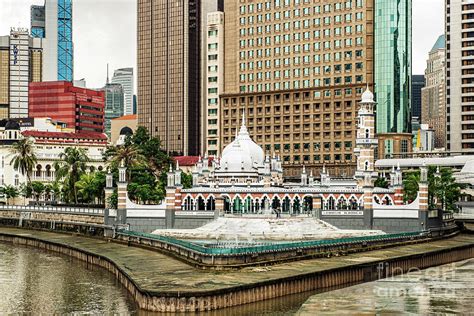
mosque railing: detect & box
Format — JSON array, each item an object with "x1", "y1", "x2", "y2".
[{"x1": 115, "y1": 229, "x2": 426, "y2": 256}]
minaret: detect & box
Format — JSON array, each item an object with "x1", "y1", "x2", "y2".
[{"x1": 354, "y1": 86, "x2": 378, "y2": 188}]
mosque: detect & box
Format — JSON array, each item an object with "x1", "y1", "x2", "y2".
[{"x1": 162, "y1": 87, "x2": 407, "y2": 215}]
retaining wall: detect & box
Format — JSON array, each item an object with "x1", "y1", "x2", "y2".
[{"x1": 0, "y1": 231, "x2": 473, "y2": 312}]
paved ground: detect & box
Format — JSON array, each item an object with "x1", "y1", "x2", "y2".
[{"x1": 1, "y1": 227, "x2": 473, "y2": 295}]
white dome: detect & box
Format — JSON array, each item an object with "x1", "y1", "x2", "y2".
[
  {"x1": 220, "y1": 116, "x2": 265, "y2": 168},
  {"x1": 361, "y1": 86, "x2": 375, "y2": 103},
  {"x1": 220, "y1": 140, "x2": 253, "y2": 171},
  {"x1": 236, "y1": 125, "x2": 265, "y2": 166}
]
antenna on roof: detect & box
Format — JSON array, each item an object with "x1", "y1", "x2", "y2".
[{"x1": 106, "y1": 63, "x2": 109, "y2": 84}]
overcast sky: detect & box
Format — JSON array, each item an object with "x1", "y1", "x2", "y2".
[{"x1": 1, "y1": 0, "x2": 443, "y2": 89}]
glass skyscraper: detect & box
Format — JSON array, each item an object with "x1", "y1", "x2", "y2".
[
  {"x1": 30, "y1": 0, "x2": 73, "y2": 82},
  {"x1": 374, "y1": 0, "x2": 412, "y2": 134}
]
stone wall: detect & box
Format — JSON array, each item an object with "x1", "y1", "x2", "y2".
[
  {"x1": 373, "y1": 218, "x2": 422, "y2": 233},
  {"x1": 0, "y1": 209, "x2": 104, "y2": 225}
]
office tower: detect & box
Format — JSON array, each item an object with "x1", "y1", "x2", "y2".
[
  {"x1": 137, "y1": 0, "x2": 223, "y2": 156},
  {"x1": 0, "y1": 28, "x2": 44, "y2": 119},
  {"x1": 103, "y1": 83, "x2": 125, "y2": 137},
  {"x1": 31, "y1": 0, "x2": 74, "y2": 82},
  {"x1": 204, "y1": 12, "x2": 225, "y2": 157},
  {"x1": 422, "y1": 35, "x2": 446, "y2": 149},
  {"x1": 411, "y1": 75, "x2": 425, "y2": 119},
  {"x1": 220, "y1": 0, "x2": 374, "y2": 177},
  {"x1": 446, "y1": 0, "x2": 474, "y2": 153},
  {"x1": 29, "y1": 81, "x2": 105, "y2": 134},
  {"x1": 374, "y1": 0, "x2": 412, "y2": 158},
  {"x1": 111, "y1": 68, "x2": 134, "y2": 116}
]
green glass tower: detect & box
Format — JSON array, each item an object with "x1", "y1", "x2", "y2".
[{"x1": 374, "y1": 0, "x2": 412, "y2": 134}]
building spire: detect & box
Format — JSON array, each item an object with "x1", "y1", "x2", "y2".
[
  {"x1": 106, "y1": 63, "x2": 109, "y2": 84},
  {"x1": 242, "y1": 108, "x2": 246, "y2": 127}
]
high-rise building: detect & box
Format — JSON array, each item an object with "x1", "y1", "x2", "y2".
[
  {"x1": 29, "y1": 81, "x2": 104, "y2": 134},
  {"x1": 111, "y1": 68, "x2": 134, "y2": 115},
  {"x1": 374, "y1": 0, "x2": 412, "y2": 158},
  {"x1": 137, "y1": 0, "x2": 223, "y2": 156},
  {"x1": 446, "y1": 0, "x2": 474, "y2": 153},
  {"x1": 422, "y1": 35, "x2": 446, "y2": 149},
  {"x1": 0, "y1": 28, "x2": 44, "y2": 119},
  {"x1": 204, "y1": 12, "x2": 224, "y2": 157},
  {"x1": 219, "y1": 0, "x2": 374, "y2": 177},
  {"x1": 31, "y1": 0, "x2": 73, "y2": 82},
  {"x1": 411, "y1": 75, "x2": 425, "y2": 119},
  {"x1": 103, "y1": 83, "x2": 124, "y2": 137}
]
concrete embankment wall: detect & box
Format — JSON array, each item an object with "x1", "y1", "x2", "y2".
[
  {"x1": 0, "y1": 230, "x2": 473, "y2": 312},
  {"x1": 0, "y1": 209, "x2": 104, "y2": 225}
]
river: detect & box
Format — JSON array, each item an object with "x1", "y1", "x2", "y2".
[{"x1": 1, "y1": 241, "x2": 473, "y2": 315}]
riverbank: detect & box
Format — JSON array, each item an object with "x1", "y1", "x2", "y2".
[
  {"x1": 0, "y1": 227, "x2": 473, "y2": 312},
  {"x1": 297, "y1": 258, "x2": 474, "y2": 314}
]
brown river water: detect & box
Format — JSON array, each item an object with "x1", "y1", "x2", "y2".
[{"x1": 0, "y1": 241, "x2": 472, "y2": 315}]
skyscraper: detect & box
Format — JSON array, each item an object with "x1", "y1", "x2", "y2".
[
  {"x1": 137, "y1": 0, "x2": 223, "y2": 156},
  {"x1": 422, "y1": 35, "x2": 446, "y2": 149},
  {"x1": 446, "y1": 0, "x2": 474, "y2": 153},
  {"x1": 411, "y1": 75, "x2": 425, "y2": 119},
  {"x1": 0, "y1": 28, "x2": 43, "y2": 119},
  {"x1": 103, "y1": 83, "x2": 125, "y2": 137},
  {"x1": 31, "y1": 0, "x2": 73, "y2": 82},
  {"x1": 111, "y1": 68, "x2": 134, "y2": 116},
  {"x1": 374, "y1": 0, "x2": 412, "y2": 158},
  {"x1": 219, "y1": 0, "x2": 374, "y2": 177}
]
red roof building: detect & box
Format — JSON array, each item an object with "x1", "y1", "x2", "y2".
[{"x1": 29, "y1": 81, "x2": 105, "y2": 134}]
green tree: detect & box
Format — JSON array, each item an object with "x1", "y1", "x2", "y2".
[
  {"x1": 181, "y1": 172, "x2": 193, "y2": 189},
  {"x1": 54, "y1": 147, "x2": 89, "y2": 204},
  {"x1": 30, "y1": 181, "x2": 45, "y2": 204},
  {"x1": 374, "y1": 177, "x2": 389, "y2": 189},
  {"x1": 10, "y1": 137, "x2": 37, "y2": 186},
  {"x1": 75, "y1": 172, "x2": 107, "y2": 204},
  {"x1": 403, "y1": 167, "x2": 464, "y2": 211},
  {"x1": 104, "y1": 143, "x2": 145, "y2": 180},
  {"x1": 1, "y1": 185, "x2": 19, "y2": 205},
  {"x1": 403, "y1": 172, "x2": 420, "y2": 203}
]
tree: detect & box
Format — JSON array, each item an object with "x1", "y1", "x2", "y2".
[
  {"x1": 1, "y1": 185, "x2": 19, "y2": 205},
  {"x1": 30, "y1": 181, "x2": 45, "y2": 204},
  {"x1": 181, "y1": 172, "x2": 193, "y2": 189},
  {"x1": 403, "y1": 167, "x2": 464, "y2": 211},
  {"x1": 54, "y1": 147, "x2": 89, "y2": 204},
  {"x1": 10, "y1": 137, "x2": 37, "y2": 186},
  {"x1": 75, "y1": 172, "x2": 106, "y2": 204},
  {"x1": 374, "y1": 177, "x2": 389, "y2": 189},
  {"x1": 403, "y1": 171, "x2": 420, "y2": 203},
  {"x1": 104, "y1": 143, "x2": 145, "y2": 180}
]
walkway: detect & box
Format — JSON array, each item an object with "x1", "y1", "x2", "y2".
[{"x1": 1, "y1": 227, "x2": 473, "y2": 296}]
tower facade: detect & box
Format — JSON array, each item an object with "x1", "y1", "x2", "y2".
[
  {"x1": 422, "y1": 35, "x2": 446, "y2": 149},
  {"x1": 219, "y1": 0, "x2": 375, "y2": 178},
  {"x1": 354, "y1": 87, "x2": 378, "y2": 188},
  {"x1": 374, "y1": 0, "x2": 412, "y2": 159},
  {"x1": 446, "y1": 0, "x2": 474, "y2": 153},
  {"x1": 31, "y1": 0, "x2": 74, "y2": 82},
  {"x1": 111, "y1": 68, "x2": 134, "y2": 116}
]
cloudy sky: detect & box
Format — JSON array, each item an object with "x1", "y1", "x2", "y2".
[{"x1": 1, "y1": 0, "x2": 443, "y2": 90}]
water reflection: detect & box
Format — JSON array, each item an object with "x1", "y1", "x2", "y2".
[
  {"x1": 297, "y1": 259, "x2": 474, "y2": 315},
  {"x1": 0, "y1": 242, "x2": 137, "y2": 314}
]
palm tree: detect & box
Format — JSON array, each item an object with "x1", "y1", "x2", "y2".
[
  {"x1": 105, "y1": 143, "x2": 145, "y2": 180},
  {"x1": 54, "y1": 147, "x2": 89, "y2": 204},
  {"x1": 76, "y1": 173, "x2": 97, "y2": 203},
  {"x1": 10, "y1": 137, "x2": 37, "y2": 186},
  {"x1": 1, "y1": 185, "x2": 19, "y2": 205}
]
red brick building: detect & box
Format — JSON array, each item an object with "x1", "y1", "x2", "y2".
[{"x1": 29, "y1": 81, "x2": 105, "y2": 134}]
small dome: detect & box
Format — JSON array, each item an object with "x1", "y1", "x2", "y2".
[
  {"x1": 5, "y1": 120, "x2": 20, "y2": 130},
  {"x1": 220, "y1": 140, "x2": 253, "y2": 171},
  {"x1": 361, "y1": 86, "x2": 375, "y2": 103},
  {"x1": 120, "y1": 126, "x2": 133, "y2": 136}
]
